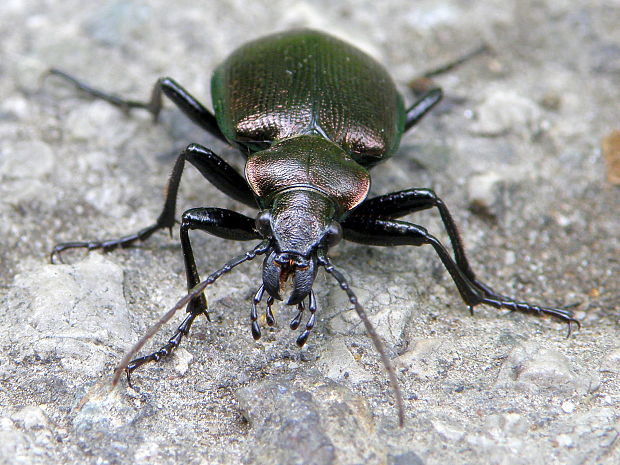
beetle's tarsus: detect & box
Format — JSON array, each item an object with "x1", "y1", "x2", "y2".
[
  {"x1": 46, "y1": 68, "x2": 150, "y2": 113},
  {"x1": 50, "y1": 222, "x2": 163, "y2": 262},
  {"x1": 296, "y1": 330, "x2": 310, "y2": 347},
  {"x1": 421, "y1": 43, "x2": 490, "y2": 79},
  {"x1": 474, "y1": 293, "x2": 580, "y2": 331},
  {"x1": 50, "y1": 248, "x2": 65, "y2": 264},
  {"x1": 124, "y1": 368, "x2": 133, "y2": 389}
]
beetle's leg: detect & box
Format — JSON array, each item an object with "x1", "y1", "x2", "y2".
[
  {"x1": 404, "y1": 88, "x2": 443, "y2": 132},
  {"x1": 47, "y1": 70, "x2": 227, "y2": 143},
  {"x1": 123, "y1": 239, "x2": 271, "y2": 378},
  {"x1": 420, "y1": 44, "x2": 489, "y2": 79},
  {"x1": 152, "y1": 77, "x2": 227, "y2": 143},
  {"x1": 408, "y1": 44, "x2": 489, "y2": 97},
  {"x1": 349, "y1": 188, "x2": 500, "y2": 298},
  {"x1": 51, "y1": 143, "x2": 255, "y2": 262},
  {"x1": 251, "y1": 285, "x2": 265, "y2": 339},
  {"x1": 180, "y1": 207, "x2": 260, "y2": 314},
  {"x1": 126, "y1": 208, "x2": 260, "y2": 373},
  {"x1": 177, "y1": 144, "x2": 256, "y2": 207},
  {"x1": 251, "y1": 289, "x2": 275, "y2": 335},
  {"x1": 125, "y1": 311, "x2": 198, "y2": 375},
  {"x1": 266, "y1": 295, "x2": 276, "y2": 326},
  {"x1": 341, "y1": 216, "x2": 579, "y2": 328}
]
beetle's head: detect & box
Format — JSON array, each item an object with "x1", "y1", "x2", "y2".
[{"x1": 256, "y1": 189, "x2": 342, "y2": 304}]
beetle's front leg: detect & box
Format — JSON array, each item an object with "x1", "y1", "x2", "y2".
[
  {"x1": 127, "y1": 207, "x2": 260, "y2": 374},
  {"x1": 341, "y1": 215, "x2": 579, "y2": 329},
  {"x1": 180, "y1": 207, "x2": 260, "y2": 315}
]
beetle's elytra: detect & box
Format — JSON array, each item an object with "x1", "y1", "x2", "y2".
[{"x1": 50, "y1": 29, "x2": 578, "y2": 425}]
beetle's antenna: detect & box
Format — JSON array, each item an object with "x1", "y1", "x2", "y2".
[
  {"x1": 112, "y1": 240, "x2": 271, "y2": 386},
  {"x1": 317, "y1": 249, "x2": 406, "y2": 427}
]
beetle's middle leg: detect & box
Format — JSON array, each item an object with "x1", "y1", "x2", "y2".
[
  {"x1": 51, "y1": 143, "x2": 256, "y2": 262},
  {"x1": 349, "y1": 188, "x2": 502, "y2": 297},
  {"x1": 341, "y1": 215, "x2": 579, "y2": 328}
]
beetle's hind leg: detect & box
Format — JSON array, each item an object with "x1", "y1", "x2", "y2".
[
  {"x1": 51, "y1": 144, "x2": 256, "y2": 263},
  {"x1": 341, "y1": 216, "x2": 579, "y2": 330},
  {"x1": 404, "y1": 88, "x2": 443, "y2": 132},
  {"x1": 46, "y1": 69, "x2": 227, "y2": 142}
]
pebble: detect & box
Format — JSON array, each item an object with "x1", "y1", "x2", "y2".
[
  {"x1": 494, "y1": 342, "x2": 598, "y2": 395},
  {"x1": 172, "y1": 348, "x2": 194, "y2": 376},
  {"x1": 466, "y1": 171, "x2": 504, "y2": 217},
  {"x1": 235, "y1": 375, "x2": 385, "y2": 465},
  {"x1": 470, "y1": 90, "x2": 542, "y2": 136},
  {"x1": 72, "y1": 382, "x2": 140, "y2": 435},
  {"x1": 316, "y1": 337, "x2": 373, "y2": 383},
  {"x1": 600, "y1": 347, "x2": 620, "y2": 373},
  {"x1": 388, "y1": 451, "x2": 425, "y2": 465},
  {"x1": 561, "y1": 400, "x2": 576, "y2": 414},
  {"x1": 3, "y1": 254, "x2": 135, "y2": 376},
  {"x1": 602, "y1": 130, "x2": 620, "y2": 185}
]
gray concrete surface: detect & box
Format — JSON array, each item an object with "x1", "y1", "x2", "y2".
[{"x1": 1, "y1": 1, "x2": 619, "y2": 464}]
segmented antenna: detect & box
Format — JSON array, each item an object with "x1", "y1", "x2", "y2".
[
  {"x1": 317, "y1": 248, "x2": 406, "y2": 427},
  {"x1": 111, "y1": 240, "x2": 271, "y2": 385}
]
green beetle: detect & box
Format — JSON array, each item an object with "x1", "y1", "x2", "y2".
[{"x1": 51, "y1": 30, "x2": 578, "y2": 425}]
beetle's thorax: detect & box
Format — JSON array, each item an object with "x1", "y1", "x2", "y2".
[
  {"x1": 247, "y1": 135, "x2": 365, "y2": 302},
  {"x1": 245, "y1": 135, "x2": 370, "y2": 214}
]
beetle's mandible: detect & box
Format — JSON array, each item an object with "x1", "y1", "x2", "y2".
[{"x1": 50, "y1": 29, "x2": 579, "y2": 426}]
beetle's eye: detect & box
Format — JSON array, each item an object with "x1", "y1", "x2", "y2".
[
  {"x1": 324, "y1": 221, "x2": 342, "y2": 248},
  {"x1": 255, "y1": 211, "x2": 273, "y2": 238}
]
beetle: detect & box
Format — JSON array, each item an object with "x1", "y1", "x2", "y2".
[{"x1": 50, "y1": 29, "x2": 578, "y2": 425}]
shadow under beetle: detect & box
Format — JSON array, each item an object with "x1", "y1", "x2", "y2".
[{"x1": 50, "y1": 29, "x2": 579, "y2": 426}]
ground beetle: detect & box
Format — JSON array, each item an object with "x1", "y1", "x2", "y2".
[{"x1": 50, "y1": 29, "x2": 579, "y2": 425}]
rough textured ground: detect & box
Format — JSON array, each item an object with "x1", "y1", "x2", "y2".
[{"x1": 1, "y1": 1, "x2": 619, "y2": 464}]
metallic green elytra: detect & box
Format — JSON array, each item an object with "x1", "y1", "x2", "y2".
[{"x1": 212, "y1": 29, "x2": 406, "y2": 167}]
